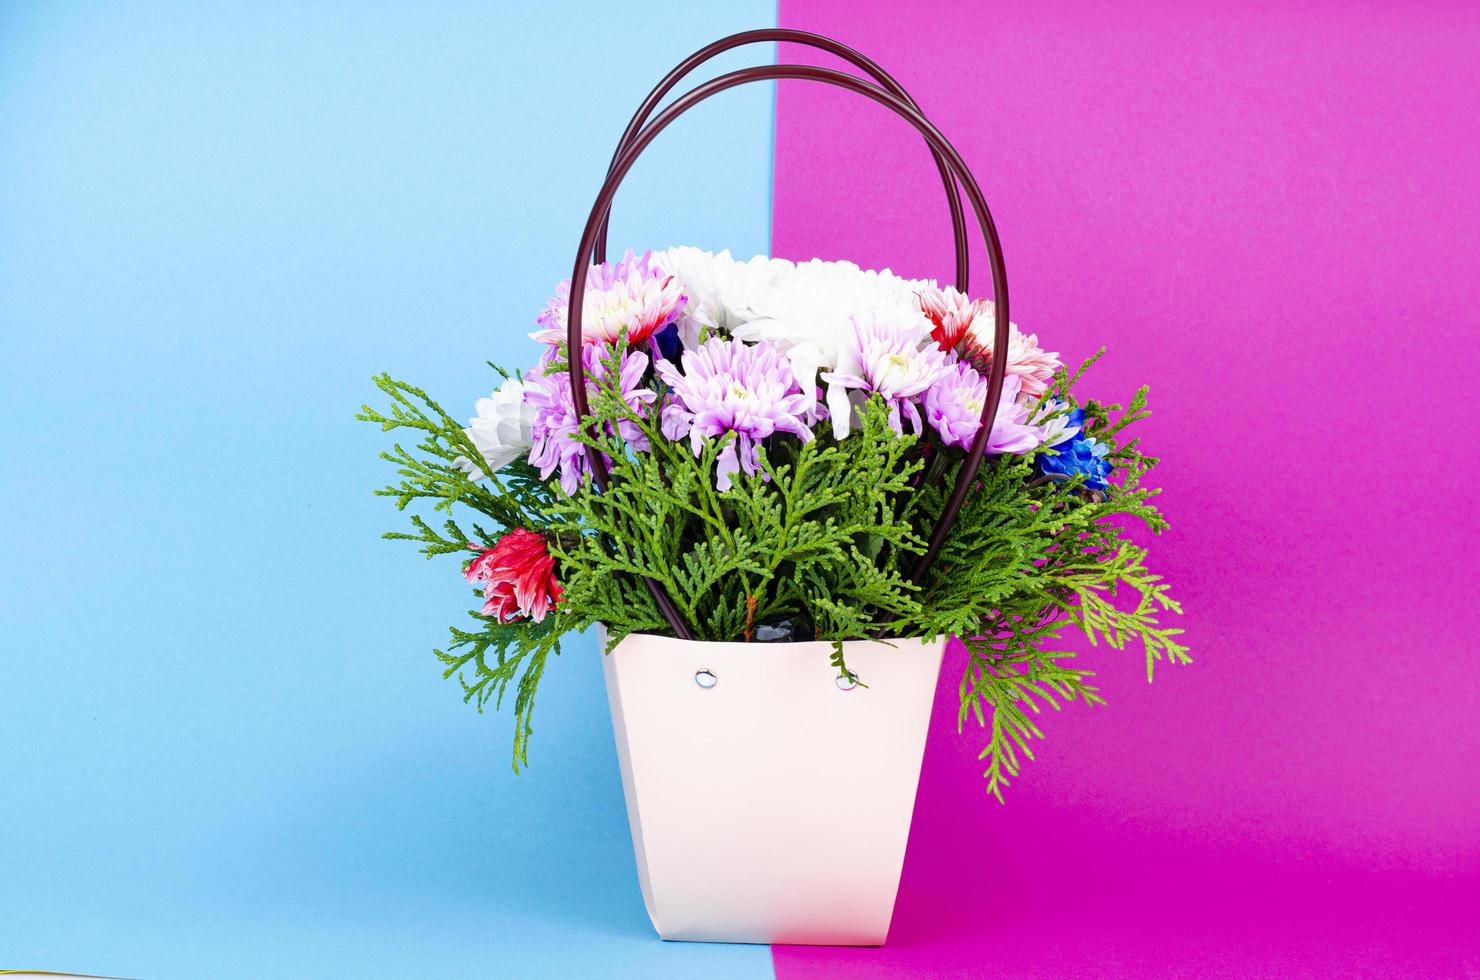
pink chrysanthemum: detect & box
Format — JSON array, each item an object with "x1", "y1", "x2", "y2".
[
  {"x1": 657, "y1": 338, "x2": 814, "y2": 492},
  {"x1": 464, "y1": 528, "x2": 563, "y2": 622},
  {"x1": 916, "y1": 285, "x2": 1063, "y2": 399},
  {"x1": 525, "y1": 346, "x2": 655, "y2": 495},
  {"x1": 821, "y1": 313, "x2": 950, "y2": 437},
  {"x1": 923, "y1": 362, "x2": 1042, "y2": 454},
  {"x1": 532, "y1": 249, "x2": 686, "y2": 348}
]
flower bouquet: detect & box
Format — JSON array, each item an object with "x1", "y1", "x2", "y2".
[{"x1": 360, "y1": 31, "x2": 1187, "y2": 946}]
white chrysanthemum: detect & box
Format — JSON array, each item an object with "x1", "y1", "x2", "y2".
[
  {"x1": 455, "y1": 375, "x2": 537, "y2": 480},
  {"x1": 654, "y1": 250, "x2": 943, "y2": 411},
  {"x1": 710, "y1": 256, "x2": 935, "y2": 403},
  {"x1": 653, "y1": 247, "x2": 792, "y2": 346},
  {"x1": 1032, "y1": 398, "x2": 1083, "y2": 447}
]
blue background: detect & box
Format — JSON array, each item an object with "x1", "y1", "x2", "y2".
[{"x1": 0, "y1": 3, "x2": 777, "y2": 977}]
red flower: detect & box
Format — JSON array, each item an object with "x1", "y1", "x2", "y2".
[
  {"x1": 916, "y1": 284, "x2": 984, "y2": 352},
  {"x1": 464, "y1": 528, "x2": 563, "y2": 623}
]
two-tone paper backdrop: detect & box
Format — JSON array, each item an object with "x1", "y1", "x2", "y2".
[{"x1": 3, "y1": 2, "x2": 1476, "y2": 978}]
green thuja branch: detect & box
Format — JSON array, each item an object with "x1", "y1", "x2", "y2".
[
  {"x1": 550, "y1": 347, "x2": 927, "y2": 648},
  {"x1": 1048, "y1": 542, "x2": 1190, "y2": 682},
  {"x1": 362, "y1": 370, "x2": 575, "y2": 772},
  {"x1": 433, "y1": 610, "x2": 565, "y2": 771},
  {"x1": 383, "y1": 514, "x2": 491, "y2": 558},
  {"x1": 959, "y1": 623, "x2": 1104, "y2": 801},
  {"x1": 904, "y1": 352, "x2": 1186, "y2": 793},
  {"x1": 829, "y1": 639, "x2": 869, "y2": 689},
  {"x1": 362, "y1": 339, "x2": 1188, "y2": 789}
]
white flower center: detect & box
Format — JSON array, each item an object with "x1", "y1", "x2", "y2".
[
  {"x1": 866, "y1": 343, "x2": 930, "y2": 394},
  {"x1": 589, "y1": 293, "x2": 643, "y2": 338}
]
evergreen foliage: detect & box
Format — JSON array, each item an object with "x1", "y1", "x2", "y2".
[{"x1": 360, "y1": 346, "x2": 1187, "y2": 794}]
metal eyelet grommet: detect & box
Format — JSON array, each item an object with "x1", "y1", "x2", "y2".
[
  {"x1": 836, "y1": 674, "x2": 858, "y2": 691},
  {"x1": 695, "y1": 669, "x2": 718, "y2": 689}
]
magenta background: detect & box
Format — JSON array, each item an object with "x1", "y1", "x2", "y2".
[{"x1": 770, "y1": 1, "x2": 1480, "y2": 977}]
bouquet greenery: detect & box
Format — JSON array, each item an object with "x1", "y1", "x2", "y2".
[{"x1": 360, "y1": 248, "x2": 1187, "y2": 798}]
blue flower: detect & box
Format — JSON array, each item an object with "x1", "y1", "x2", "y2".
[
  {"x1": 1039, "y1": 431, "x2": 1113, "y2": 492},
  {"x1": 653, "y1": 322, "x2": 684, "y2": 363}
]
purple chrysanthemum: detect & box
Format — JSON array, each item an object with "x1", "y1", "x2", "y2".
[
  {"x1": 525, "y1": 346, "x2": 656, "y2": 495},
  {"x1": 923, "y1": 363, "x2": 1042, "y2": 454},
  {"x1": 656, "y1": 338, "x2": 814, "y2": 491},
  {"x1": 820, "y1": 313, "x2": 950, "y2": 438},
  {"x1": 532, "y1": 249, "x2": 685, "y2": 349}
]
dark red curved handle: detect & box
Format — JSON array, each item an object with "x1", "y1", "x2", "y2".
[
  {"x1": 594, "y1": 28, "x2": 969, "y2": 292},
  {"x1": 567, "y1": 63, "x2": 1011, "y2": 640}
]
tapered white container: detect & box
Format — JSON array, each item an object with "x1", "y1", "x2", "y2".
[{"x1": 600, "y1": 628, "x2": 944, "y2": 945}]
